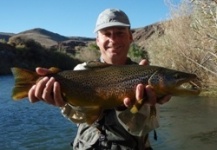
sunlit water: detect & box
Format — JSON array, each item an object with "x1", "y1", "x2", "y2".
[
  {"x1": 151, "y1": 96, "x2": 217, "y2": 150},
  {"x1": 1, "y1": 76, "x2": 217, "y2": 150},
  {"x1": 0, "y1": 76, "x2": 76, "y2": 150}
]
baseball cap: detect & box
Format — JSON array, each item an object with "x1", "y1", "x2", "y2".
[{"x1": 94, "y1": 8, "x2": 131, "y2": 32}]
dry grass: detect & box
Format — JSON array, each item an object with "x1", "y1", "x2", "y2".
[
  {"x1": 8, "y1": 33, "x2": 57, "y2": 48},
  {"x1": 74, "y1": 42, "x2": 100, "y2": 62},
  {"x1": 145, "y1": 0, "x2": 217, "y2": 89}
]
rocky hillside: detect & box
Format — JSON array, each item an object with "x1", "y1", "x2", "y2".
[
  {"x1": 2, "y1": 28, "x2": 95, "y2": 48},
  {"x1": 0, "y1": 32, "x2": 14, "y2": 41},
  {"x1": 0, "y1": 23, "x2": 163, "y2": 75},
  {"x1": 0, "y1": 23, "x2": 162, "y2": 49},
  {"x1": 132, "y1": 23, "x2": 164, "y2": 48}
]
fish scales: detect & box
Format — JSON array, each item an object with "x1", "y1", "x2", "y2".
[{"x1": 54, "y1": 65, "x2": 158, "y2": 107}]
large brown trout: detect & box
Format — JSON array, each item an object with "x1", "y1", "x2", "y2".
[{"x1": 11, "y1": 61, "x2": 201, "y2": 124}]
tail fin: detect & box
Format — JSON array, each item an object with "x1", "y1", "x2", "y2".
[{"x1": 11, "y1": 67, "x2": 39, "y2": 100}]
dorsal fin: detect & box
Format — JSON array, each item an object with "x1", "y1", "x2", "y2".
[
  {"x1": 85, "y1": 61, "x2": 112, "y2": 69},
  {"x1": 48, "y1": 67, "x2": 61, "y2": 74}
]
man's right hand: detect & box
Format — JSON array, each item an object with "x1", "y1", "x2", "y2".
[{"x1": 28, "y1": 67, "x2": 66, "y2": 107}]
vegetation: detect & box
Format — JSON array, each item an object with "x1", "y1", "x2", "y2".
[
  {"x1": 73, "y1": 42, "x2": 148, "y2": 63},
  {"x1": 0, "y1": 39, "x2": 80, "y2": 75},
  {"x1": 145, "y1": 0, "x2": 217, "y2": 92},
  {"x1": 74, "y1": 42, "x2": 100, "y2": 62},
  {"x1": 0, "y1": 38, "x2": 6, "y2": 44},
  {"x1": 128, "y1": 43, "x2": 149, "y2": 63}
]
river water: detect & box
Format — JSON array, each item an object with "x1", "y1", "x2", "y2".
[
  {"x1": 151, "y1": 96, "x2": 217, "y2": 150},
  {"x1": 1, "y1": 76, "x2": 217, "y2": 150},
  {"x1": 0, "y1": 76, "x2": 76, "y2": 150}
]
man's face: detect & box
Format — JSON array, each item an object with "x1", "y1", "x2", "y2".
[{"x1": 96, "y1": 27, "x2": 133, "y2": 64}]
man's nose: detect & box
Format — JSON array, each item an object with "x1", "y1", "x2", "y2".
[{"x1": 108, "y1": 33, "x2": 117, "y2": 42}]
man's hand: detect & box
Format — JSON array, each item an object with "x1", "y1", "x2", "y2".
[
  {"x1": 123, "y1": 59, "x2": 171, "y2": 108},
  {"x1": 28, "y1": 67, "x2": 65, "y2": 107}
]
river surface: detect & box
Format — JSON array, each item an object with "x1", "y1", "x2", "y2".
[
  {"x1": 1, "y1": 76, "x2": 217, "y2": 150},
  {"x1": 0, "y1": 76, "x2": 76, "y2": 150}
]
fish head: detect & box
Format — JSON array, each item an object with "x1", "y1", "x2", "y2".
[{"x1": 148, "y1": 68, "x2": 201, "y2": 96}]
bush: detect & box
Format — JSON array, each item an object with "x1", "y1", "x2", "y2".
[
  {"x1": 145, "y1": 0, "x2": 217, "y2": 88},
  {"x1": 128, "y1": 43, "x2": 149, "y2": 63},
  {"x1": 74, "y1": 43, "x2": 100, "y2": 62},
  {"x1": 0, "y1": 39, "x2": 81, "y2": 75}
]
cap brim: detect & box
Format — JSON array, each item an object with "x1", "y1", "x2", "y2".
[{"x1": 94, "y1": 22, "x2": 130, "y2": 32}]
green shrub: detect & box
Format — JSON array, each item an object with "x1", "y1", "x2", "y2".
[{"x1": 128, "y1": 43, "x2": 149, "y2": 63}]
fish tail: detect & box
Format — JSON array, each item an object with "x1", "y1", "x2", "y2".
[{"x1": 11, "y1": 67, "x2": 39, "y2": 100}]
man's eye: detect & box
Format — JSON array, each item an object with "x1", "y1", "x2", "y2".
[
  {"x1": 105, "y1": 33, "x2": 111, "y2": 36},
  {"x1": 117, "y1": 32, "x2": 124, "y2": 36}
]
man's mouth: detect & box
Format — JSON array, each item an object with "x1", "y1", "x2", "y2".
[{"x1": 107, "y1": 46, "x2": 121, "y2": 51}]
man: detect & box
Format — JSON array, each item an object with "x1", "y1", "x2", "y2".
[{"x1": 28, "y1": 8, "x2": 171, "y2": 149}]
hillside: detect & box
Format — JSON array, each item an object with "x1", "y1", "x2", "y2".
[
  {"x1": 0, "y1": 24, "x2": 163, "y2": 75},
  {"x1": 0, "y1": 32, "x2": 15, "y2": 41},
  {"x1": 9, "y1": 28, "x2": 68, "y2": 47},
  {"x1": 132, "y1": 23, "x2": 164, "y2": 48},
  {"x1": 0, "y1": 23, "x2": 162, "y2": 48},
  {"x1": 1, "y1": 28, "x2": 95, "y2": 48}
]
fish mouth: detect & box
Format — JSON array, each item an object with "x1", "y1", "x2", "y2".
[{"x1": 176, "y1": 78, "x2": 201, "y2": 95}]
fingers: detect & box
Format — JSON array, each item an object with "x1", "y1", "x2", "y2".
[
  {"x1": 123, "y1": 97, "x2": 131, "y2": 108},
  {"x1": 36, "y1": 67, "x2": 51, "y2": 76},
  {"x1": 53, "y1": 82, "x2": 65, "y2": 107},
  {"x1": 123, "y1": 84, "x2": 144, "y2": 107},
  {"x1": 145, "y1": 85, "x2": 157, "y2": 106},
  {"x1": 40, "y1": 78, "x2": 65, "y2": 106},
  {"x1": 124, "y1": 84, "x2": 156, "y2": 108},
  {"x1": 134, "y1": 84, "x2": 157, "y2": 106},
  {"x1": 28, "y1": 77, "x2": 49, "y2": 102},
  {"x1": 139, "y1": 59, "x2": 149, "y2": 66},
  {"x1": 135, "y1": 84, "x2": 144, "y2": 101},
  {"x1": 28, "y1": 76, "x2": 65, "y2": 107},
  {"x1": 34, "y1": 77, "x2": 50, "y2": 100},
  {"x1": 42, "y1": 77, "x2": 55, "y2": 104},
  {"x1": 28, "y1": 67, "x2": 65, "y2": 107},
  {"x1": 28, "y1": 85, "x2": 40, "y2": 103}
]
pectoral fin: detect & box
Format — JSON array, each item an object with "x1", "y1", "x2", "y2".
[
  {"x1": 65, "y1": 106, "x2": 102, "y2": 125},
  {"x1": 48, "y1": 67, "x2": 61, "y2": 74},
  {"x1": 130, "y1": 99, "x2": 143, "y2": 113},
  {"x1": 84, "y1": 107, "x2": 103, "y2": 125}
]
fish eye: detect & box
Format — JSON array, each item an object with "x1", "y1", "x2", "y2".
[{"x1": 173, "y1": 73, "x2": 181, "y2": 79}]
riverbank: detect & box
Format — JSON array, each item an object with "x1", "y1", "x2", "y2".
[{"x1": 200, "y1": 87, "x2": 217, "y2": 97}]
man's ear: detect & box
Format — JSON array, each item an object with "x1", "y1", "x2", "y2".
[
  {"x1": 96, "y1": 36, "x2": 100, "y2": 47},
  {"x1": 129, "y1": 31, "x2": 133, "y2": 42}
]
